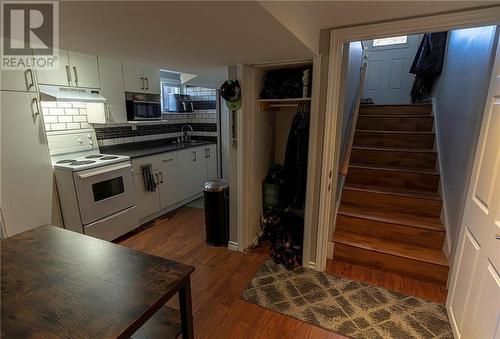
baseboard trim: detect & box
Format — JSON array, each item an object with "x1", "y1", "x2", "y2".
[
  {"x1": 228, "y1": 241, "x2": 239, "y2": 252},
  {"x1": 139, "y1": 193, "x2": 203, "y2": 225},
  {"x1": 305, "y1": 261, "x2": 317, "y2": 270},
  {"x1": 327, "y1": 241, "x2": 334, "y2": 259}
]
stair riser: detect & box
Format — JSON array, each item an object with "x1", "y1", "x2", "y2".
[
  {"x1": 341, "y1": 189, "x2": 442, "y2": 217},
  {"x1": 360, "y1": 105, "x2": 432, "y2": 115},
  {"x1": 350, "y1": 148, "x2": 437, "y2": 170},
  {"x1": 357, "y1": 116, "x2": 434, "y2": 132},
  {"x1": 354, "y1": 132, "x2": 435, "y2": 149},
  {"x1": 335, "y1": 214, "x2": 445, "y2": 248},
  {"x1": 346, "y1": 167, "x2": 440, "y2": 192},
  {"x1": 333, "y1": 243, "x2": 449, "y2": 286}
]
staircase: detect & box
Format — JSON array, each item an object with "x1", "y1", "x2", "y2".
[{"x1": 333, "y1": 104, "x2": 449, "y2": 286}]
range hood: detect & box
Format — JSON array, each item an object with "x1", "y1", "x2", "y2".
[{"x1": 39, "y1": 85, "x2": 106, "y2": 103}]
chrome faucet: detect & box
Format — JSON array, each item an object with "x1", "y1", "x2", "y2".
[{"x1": 181, "y1": 124, "x2": 194, "y2": 143}]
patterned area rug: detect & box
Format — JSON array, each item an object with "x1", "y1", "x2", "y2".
[{"x1": 241, "y1": 260, "x2": 453, "y2": 339}]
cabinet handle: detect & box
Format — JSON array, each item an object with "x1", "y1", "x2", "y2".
[
  {"x1": 207, "y1": 148, "x2": 211, "y2": 158},
  {"x1": 31, "y1": 98, "x2": 40, "y2": 117},
  {"x1": 162, "y1": 158, "x2": 174, "y2": 162},
  {"x1": 65, "y1": 65, "x2": 72, "y2": 85},
  {"x1": 159, "y1": 172, "x2": 164, "y2": 183},
  {"x1": 154, "y1": 172, "x2": 159, "y2": 185},
  {"x1": 25, "y1": 69, "x2": 35, "y2": 90},
  {"x1": 145, "y1": 77, "x2": 149, "y2": 90},
  {"x1": 193, "y1": 151, "x2": 197, "y2": 162},
  {"x1": 73, "y1": 66, "x2": 79, "y2": 86},
  {"x1": 140, "y1": 77, "x2": 144, "y2": 90}
]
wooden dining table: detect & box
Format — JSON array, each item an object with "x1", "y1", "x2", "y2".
[{"x1": 0, "y1": 225, "x2": 195, "y2": 338}]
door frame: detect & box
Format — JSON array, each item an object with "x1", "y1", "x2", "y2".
[{"x1": 316, "y1": 6, "x2": 500, "y2": 271}]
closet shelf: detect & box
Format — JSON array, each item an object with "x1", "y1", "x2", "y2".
[{"x1": 257, "y1": 97, "x2": 311, "y2": 110}]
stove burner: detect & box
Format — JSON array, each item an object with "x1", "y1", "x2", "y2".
[
  {"x1": 69, "y1": 160, "x2": 96, "y2": 166},
  {"x1": 56, "y1": 159, "x2": 77, "y2": 164},
  {"x1": 100, "y1": 156, "x2": 119, "y2": 160},
  {"x1": 85, "y1": 154, "x2": 104, "y2": 159}
]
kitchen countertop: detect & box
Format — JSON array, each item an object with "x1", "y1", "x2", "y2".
[{"x1": 100, "y1": 138, "x2": 216, "y2": 159}]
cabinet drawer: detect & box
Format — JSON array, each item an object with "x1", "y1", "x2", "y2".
[{"x1": 131, "y1": 151, "x2": 177, "y2": 174}]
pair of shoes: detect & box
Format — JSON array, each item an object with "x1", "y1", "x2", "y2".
[{"x1": 272, "y1": 242, "x2": 297, "y2": 270}]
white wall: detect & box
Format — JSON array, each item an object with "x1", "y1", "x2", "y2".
[{"x1": 433, "y1": 25, "x2": 498, "y2": 257}]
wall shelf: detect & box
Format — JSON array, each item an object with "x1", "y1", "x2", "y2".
[{"x1": 256, "y1": 97, "x2": 311, "y2": 110}]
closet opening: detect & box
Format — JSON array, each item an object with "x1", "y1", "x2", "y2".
[{"x1": 245, "y1": 60, "x2": 313, "y2": 269}]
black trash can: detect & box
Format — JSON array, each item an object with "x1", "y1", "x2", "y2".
[{"x1": 203, "y1": 179, "x2": 229, "y2": 246}]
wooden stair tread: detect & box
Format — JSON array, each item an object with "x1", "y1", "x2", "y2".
[
  {"x1": 360, "y1": 104, "x2": 432, "y2": 107},
  {"x1": 352, "y1": 146, "x2": 436, "y2": 153},
  {"x1": 344, "y1": 183, "x2": 441, "y2": 200},
  {"x1": 359, "y1": 114, "x2": 433, "y2": 118},
  {"x1": 349, "y1": 164, "x2": 439, "y2": 175},
  {"x1": 356, "y1": 130, "x2": 435, "y2": 135},
  {"x1": 338, "y1": 202, "x2": 445, "y2": 231},
  {"x1": 333, "y1": 231, "x2": 448, "y2": 267}
]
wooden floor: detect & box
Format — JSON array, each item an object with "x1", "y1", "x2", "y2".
[{"x1": 118, "y1": 207, "x2": 447, "y2": 339}]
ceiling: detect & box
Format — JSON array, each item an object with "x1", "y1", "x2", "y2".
[
  {"x1": 59, "y1": 1, "x2": 498, "y2": 88},
  {"x1": 59, "y1": 1, "x2": 314, "y2": 88}
]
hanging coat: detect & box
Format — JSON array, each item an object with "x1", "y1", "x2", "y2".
[
  {"x1": 409, "y1": 32, "x2": 448, "y2": 103},
  {"x1": 281, "y1": 104, "x2": 310, "y2": 210}
]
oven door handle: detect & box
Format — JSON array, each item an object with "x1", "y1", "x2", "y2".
[{"x1": 76, "y1": 162, "x2": 131, "y2": 179}]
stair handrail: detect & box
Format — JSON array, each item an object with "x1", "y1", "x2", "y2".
[{"x1": 340, "y1": 63, "x2": 367, "y2": 176}]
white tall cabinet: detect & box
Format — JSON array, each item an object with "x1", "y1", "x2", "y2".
[{"x1": 0, "y1": 90, "x2": 56, "y2": 237}]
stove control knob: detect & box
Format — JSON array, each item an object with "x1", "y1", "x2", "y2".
[
  {"x1": 78, "y1": 138, "x2": 82, "y2": 144},
  {"x1": 89, "y1": 140, "x2": 93, "y2": 146}
]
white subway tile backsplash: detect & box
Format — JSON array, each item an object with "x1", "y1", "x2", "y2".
[
  {"x1": 80, "y1": 122, "x2": 92, "y2": 129},
  {"x1": 65, "y1": 108, "x2": 80, "y2": 115},
  {"x1": 72, "y1": 115, "x2": 87, "y2": 122},
  {"x1": 66, "y1": 123, "x2": 81, "y2": 130},
  {"x1": 49, "y1": 108, "x2": 65, "y2": 116},
  {"x1": 79, "y1": 109, "x2": 87, "y2": 115},
  {"x1": 43, "y1": 115, "x2": 58, "y2": 123},
  {"x1": 51, "y1": 123, "x2": 67, "y2": 130},
  {"x1": 58, "y1": 115, "x2": 73, "y2": 123},
  {"x1": 72, "y1": 102, "x2": 86, "y2": 108},
  {"x1": 56, "y1": 102, "x2": 72, "y2": 108}
]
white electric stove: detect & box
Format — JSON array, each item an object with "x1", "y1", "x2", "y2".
[{"x1": 48, "y1": 129, "x2": 138, "y2": 241}]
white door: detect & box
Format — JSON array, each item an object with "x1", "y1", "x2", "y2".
[
  {"x1": 205, "y1": 144, "x2": 218, "y2": 181},
  {"x1": 142, "y1": 65, "x2": 160, "y2": 95},
  {"x1": 0, "y1": 91, "x2": 54, "y2": 237},
  {"x1": 363, "y1": 34, "x2": 420, "y2": 104},
  {"x1": 97, "y1": 57, "x2": 127, "y2": 123},
  {"x1": 67, "y1": 51, "x2": 100, "y2": 88},
  {"x1": 122, "y1": 61, "x2": 145, "y2": 93},
  {"x1": 158, "y1": 155, "x2": 179, "y2": 209},
  {"x1": 0, "y1": 39, "x2": 36, "y2": 92},
  {"x1": 447, "y1": 35, "x2": 500, "y2": 339},
  {"x1": 35, "y1": 48, "x2": 70, "y2": 86}
]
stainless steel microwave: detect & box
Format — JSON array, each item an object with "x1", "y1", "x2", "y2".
[{"x1": 126, "y1": 100, "x2": 161, "y2": 120}]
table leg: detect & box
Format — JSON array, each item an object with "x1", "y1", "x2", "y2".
[{"x1": 179, "y1": 277, "x2": 194, "y2": 339}]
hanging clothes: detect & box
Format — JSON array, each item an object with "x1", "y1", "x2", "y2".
[
  {"x1": 409, "y1": 32, "x2": 448, "y2": 103},
  {"x1": 141, "y1": 164, "x2": 157, "y2": 192},
  {"x1": 281, "y1": 103, "x2": 310, "y2": 210}
]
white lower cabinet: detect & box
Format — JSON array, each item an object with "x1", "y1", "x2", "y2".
[{"x1": 131, "y1": 144, "x2": 218, "y2": 222}]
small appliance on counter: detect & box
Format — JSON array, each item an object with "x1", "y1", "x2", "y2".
[
  {"x1": 167, "y1": 94, "x2": 194, "y2": 113},
  {"x1": 126, "y1": 92, "x2": 162, "y2": 120},
  {"x1": 48, "y1": 129, "x2": 138, "y2": 241}
]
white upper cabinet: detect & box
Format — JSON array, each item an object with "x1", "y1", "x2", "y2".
[
  {"x1": 94, "y1": 56, "x2": 127, "y2": 123},
  {"x1": 0, "y1": 39, "x2": 37, "y2": 92},
  {"x1": 67, "y1": 51, "x2": 100, "y2": 88},
  {"x1": 122, "y1": 61, "x2": 160, "y2": 94},
  {"x1": 35, "y1": 48, "x2": 70, "y2": 86},
  {"x1": 36, "y1": 49, "x2": 99, "y2": 88},
  {"x1": 142, "y1": 65, "x2": 160, "y2": 94}
]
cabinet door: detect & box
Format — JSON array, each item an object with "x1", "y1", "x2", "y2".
[
  {"x1": 68, "y1": 51, "x2": 100, "y2": 88},
  {"x1": 1, "y1": 91, "x2": 54, "y2": 236},
  {"x1": 205, "y1": 144, "x2": 218, "y2": 181},
  {"x1": 35, "y1": 48, "x2": 70, "y2": 86},
  {"x1": 178, "y1": 148, "x2": 197, "y2": 200},
  {"x1": 142, "y1": 65, "x2": 160, "y2": 94},
  {"x1": 158, "y1": 155, "x2": 179, "y2": 209},
  {"x1": 97, "y1": 57, "x2": 127, "y2": 123},
  {"x1": 0, "y1": 39, "x2": 37, "y2": 92},
  {"x1": 133, "y1": 172, "x2": 160, "y2": 220},
  {"x1": 122, "y1": 61, "x2": 145, "y2": 92},
  {"x1": 193, "y1": 147, "x2": 209, "y2": 192}
]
